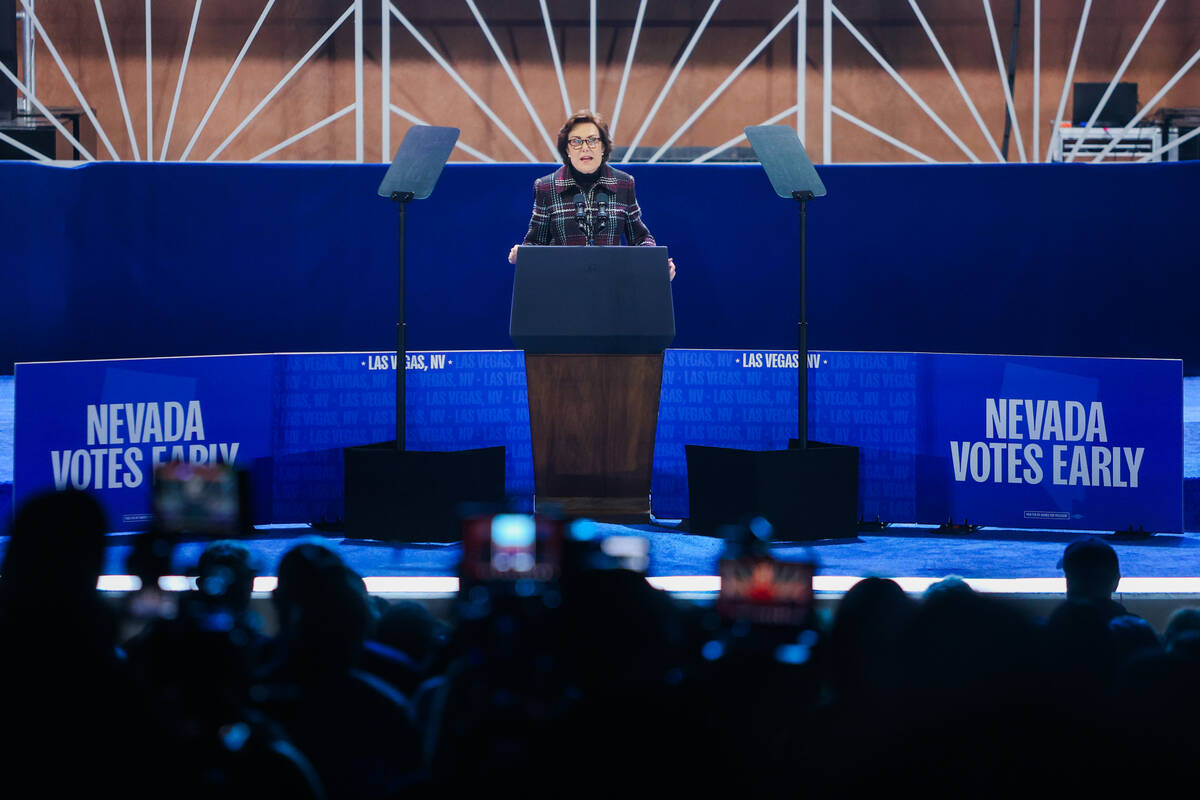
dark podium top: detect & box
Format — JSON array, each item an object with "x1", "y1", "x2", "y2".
[{"x1": 509, "y1": 245, "x2": 675, "y2": 354}]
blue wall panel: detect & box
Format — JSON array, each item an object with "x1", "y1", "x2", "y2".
[{"x1": 3, "y1": 161, "x2": 1198, "y2": 373}]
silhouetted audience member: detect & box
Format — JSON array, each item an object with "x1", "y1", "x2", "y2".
[
  {"x1": 125, "y1": 540, "x2": 267, "y2": 698},
  {"x1": 421, "y1": 585, "x2": 577, "y2": 789},
  {"x1": 878, "y1": 586, "x2": 1057, "y2": 791},
  {"x1": 197, "y1": 540, "x2": 261, "y2": 613},
  {"x1": 1042, "y1": 537, "x2": 1132, "y2": 751},
  {"x1": 922, "y1": 573, "x2": 974, "y2": 602},
  {"x1": 1108, "y1": 613, "x2": 1162, "y2": 664},
  {"x1": 1059, "y1": 536, "x2": 1127, "y2": 620},
  {"x1": 556, "y1": 567, "x2": 699, "y2": 791},
  {"x1": 0, "y1": 490, "x2": 153, "y2": 793},
  {"x1": 376, "y1": 600, "x2": 448, "y2": 669},
  {"x1": 422, "y1": 561, "x2": 697, "y2": 792},
  {"x1": 253, "y1": 541, "x2": 422, "y2": 798},
  {"x1": 828, "y1": 576, "x2": 918, "y2": 708},
  {"x1": 1109, "y1": 643, "x2": 1200, "y2": 790},
  {"x1": 11, "y1": 489, "x2": 1200, "y2": 794},
  {"x1": 362, "y1": 599, "x2": 448, "y2": 698},
  {"x1": 122, "y1": 539, "x2": 323, "y2": 799},
  {"x1": 1163, "y1": 606, "x2": 1200, "y2": 652}
]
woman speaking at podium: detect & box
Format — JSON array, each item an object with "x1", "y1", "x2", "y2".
[{"x1": 507, "y1": 109, "x2": 675, "y2": 280}]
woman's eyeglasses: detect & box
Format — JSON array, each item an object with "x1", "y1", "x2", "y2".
[{"x1": 567, "y1": 136, "x2": 603, "y2": 150}]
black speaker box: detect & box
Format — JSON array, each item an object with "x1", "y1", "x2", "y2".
[
  {"x1": 343, "y1": 443, "x2": 506, "y2": 542},
  {"x1": 686, "y1": 441, "x2": 859, "y2": 541}
]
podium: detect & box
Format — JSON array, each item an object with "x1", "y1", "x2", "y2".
[{"x1": 510, "y1": 245, "x2": 674, "y2": 522}]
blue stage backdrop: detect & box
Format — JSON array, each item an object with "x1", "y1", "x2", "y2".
[
  {"x1": 14, "y1": 350, "x2": 1182, "y2": 534},
  {"x1": 2, "y1": 161, "x2": 1199, "y2": 374}
]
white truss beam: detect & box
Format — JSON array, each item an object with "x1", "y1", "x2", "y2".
[
  {"x1": 145, "y1": 0, "x2": 152, "y2": 158},
  {"x1": 649, "y1": 4, "x2": 800, "y2": 163},
  {"x1": 355, "y1": 0, "x2": 363, "y2": 162},
  {"x1": 589, "y1": 0, "x2": 597, "y2": 112},
  {"x1": 692, "y1": 104, "x2": 799, "y2": 163},
  {"x1": 1093, "y1": 46, "x2": 1200, "y2": 162},
  {"x1": 610, "y1": 0, "x2": 647, "y2": 139},
  {"x1": 539, "y1": 0, "x2": 571, "y2": 117},
  {"x1": 20, "y1": 0, "x2": 120, "y2": 159},
  {"x1": 622, "y1": 0, "x2": 722, "y2": 163},
  {"x1": 1033, "y1": 0, "x2": 1040, "y2": 159},
  {"x1": 381, "y1": 0, "x2": 391, "y2": 159},
  {"x1": 252, "y1": 104, "x2": 355, "y2": 162},
  {"x1": 180, "y1": 0, "x2": 275, "y2": 161},
  {"x1": 797, "y1": 0, "x2": 806, "y2": 141},
  {"x1": 391, "y1": 2, "x2": 536, "y2": 162},
  {"x1": 207, "y1": 3, "x2": 355, "y2": 161},
  {"x1": 832, "y1": 105, "x2": 936, "y2": 163},
  {"x1": 1140, "y1": 124, "x2": 1200, "y2": 163},
  {"x1": 833, "y1": 3, "x2": 978, "y2": 162},
  {"x1": 1047, "y1": 0, "x2": 1092, "y2": 161},
  {"x1": 1066, "y1": 0, "x2": 1166, "y2": 161},
  {"x1": 391, "y1": 104, "x2": 495, "y2": 162},
  {"x1": 0, "y1": 60, "x2": 95, "y2": 160},
  {"x1": 982, "y1": 0, "x2": 1025, "y2": 162},
  {"x1": 94, "y1": 0, "x2": 141, "y2": 159},
  {"x1": 466, "y1": 0, "x2": 558, "y2": 160},
  {"x1": 909, "y1": 0, "x2": 1002, "y2": 161},
  {"x1": 823, "y1": 0, "x2": 831, "y2": 162},
  {"x1": 161, "y1": 0, "x2": 203, "y2": 160}
]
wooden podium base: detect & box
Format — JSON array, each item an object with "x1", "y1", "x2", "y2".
[
  {"x1": 535, "y1": 496, "x2": 650, "y2": 524},
  {"x1": 525, "y1": 354, "x2": 663, "y2": 523}
]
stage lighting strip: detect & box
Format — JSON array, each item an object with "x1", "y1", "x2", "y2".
[{"x1": 94, "y1": 575, "x2": 1200, "y2": 597}]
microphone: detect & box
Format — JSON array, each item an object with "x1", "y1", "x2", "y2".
[
  {"x1": 595, "y1": 193, "x2": 608, "y2": 236},
  {"x1": 574, "y1": 193, "x2": 592, "y2": 244}
]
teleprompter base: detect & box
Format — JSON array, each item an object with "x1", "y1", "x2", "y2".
[
  {"x1": 685, "y1": 441, "x2": 859, "y2": 541},
  {"x1": 343, "y1": 443, "x2": 506, "y2": 542}
]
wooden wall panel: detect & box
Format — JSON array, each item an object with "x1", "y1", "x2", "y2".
[{"x1": 15, "y1": 0, "x2": 1200, "y2": 163}]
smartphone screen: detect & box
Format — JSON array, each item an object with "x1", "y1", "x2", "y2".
[
  {"x1": 716, "y1": 556, "x2": 814, "y2": 626},
  {"x1": 152, "y1": 460, "x2": 240, "y2": 536},
  {"x1": 460, "y1": 513, "x2": 564, "y2": 584},
  {"x1": 490, "y1": 513, "x2": 537, "y2": 573},
  {"x1": 600, "y1": 535, "x2": 650, "y2": 573}
]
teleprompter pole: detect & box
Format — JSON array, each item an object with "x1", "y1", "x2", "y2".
[
  {"x1": 794, "y1": 189, "x2": 813, "y2": 449},
  {"x1": 393, "y1": 191, "x2": 413, "y2": 451}
]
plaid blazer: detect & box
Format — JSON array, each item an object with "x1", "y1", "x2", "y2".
[{"x1": 521, "y1": 164, "x2": 657, "y2": 248}]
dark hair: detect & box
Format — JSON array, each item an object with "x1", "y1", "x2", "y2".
[
  {"x1": 2, "y1": 489, "x2": 108, "y2": 599},
  {"x1": 274, "y1": 542, "x2": 370, "y2": 672},
  {"x1": 1059, "y1": 536, "x2": 1120, "y2": 599},
  {"x1": 557, "y1": 109, "x2": 612, "y2": 165}
]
